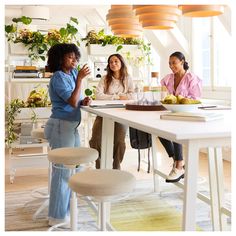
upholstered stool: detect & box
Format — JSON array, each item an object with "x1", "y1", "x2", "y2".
[
  {"x1": 24, "y1": 127, "x2": 50, "y2": 220},
  {"x1": 69, "y1": 169, "x2": 136, "y2": 231},
  {"x1": 47, "y1": 147, "x2": 98, "y2": 231}
]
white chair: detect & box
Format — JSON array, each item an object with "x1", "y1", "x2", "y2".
[
  {"x1": 69, "y1": 169, "x2": 136, "y2": 231},
  {"x1": 47, "y1": 147, "x2": 98, "y2": 231}
]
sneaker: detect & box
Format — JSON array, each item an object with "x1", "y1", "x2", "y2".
[
  {"x1": 48, "y1": 216, "x2": 70, "y2": 229},
  {"x1": 166, "y1": 167, "x2": 184, "y2": 183}
]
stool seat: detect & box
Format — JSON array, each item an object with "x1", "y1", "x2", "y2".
[
  {"x1": 48, "y1": 147, "x2": 98, "y2": 166},
  {"x1": 69, "y1": 169, "x2": 136, "y2": 197},
  {"x1": 31, "y1": 127, "x2": 45, "y2": 139}
]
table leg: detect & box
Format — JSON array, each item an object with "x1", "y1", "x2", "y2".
[
  {"x1": 151, "y1": 134, "x2": 160, "y2": 193},
  {"x1": 100, "y1": 117, "x2": 114, "y2": 226},
  {"x1": 182, "y1": 140, "x2": 199, "y2": 230},
  {"x1": 101, "y1": 117, "x2": 114, "y2": 169},
  {"x1": 215, "y1": 147, "x2": 227, "y2": 230},
  {"x1": 208, "y1": 147, "x2": 221, "y2": 230}
]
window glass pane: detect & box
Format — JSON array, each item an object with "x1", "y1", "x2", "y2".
[
  {"x1": 193, "y1": 18, "x2": 211, "y2": 86},
  {"x1": 214, "y1": 17, "x2": 232, "y2": 87}
]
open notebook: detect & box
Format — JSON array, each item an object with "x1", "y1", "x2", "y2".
[{"x1": 160, "y1": 112, "x2": 224, "y2": 122}]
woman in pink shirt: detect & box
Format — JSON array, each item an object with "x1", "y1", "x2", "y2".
[{"x1": 159, "y1": 51, "x2": 202, "y2": 183}]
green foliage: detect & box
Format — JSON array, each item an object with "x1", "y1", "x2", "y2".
[
  {"x1": 84, "y1": 86, "x2": 96, "y2": 100},
  {"x1": 5, "y1": 86, "x2": 51, "y2": 146},
  {"x1": 5, "y1": 16, "x2": 80, "y2": 61},
  {"x1": 82, "y1": 29, "x2": 152, "y2": 65},
  {"x1": 26, "y1": 86, "x2": 51, "y2": 107},
  {"x1": 5, "y1": 99, "x2": 25, "y2": 146}
]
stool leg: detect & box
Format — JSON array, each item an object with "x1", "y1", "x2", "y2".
[
  {"x1": 70, "y1": 169, "x2": 77, "y2": 231},
  {"x1": 100, "y1": 201, "x2": 106, "y2": 231},
  {"x1": 70, "y1": 190, "x2": 77, "y2": 231}
]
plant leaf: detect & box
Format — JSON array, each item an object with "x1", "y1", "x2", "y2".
[{"x1": 116, "y1": 45, "x2": 123, "y2": 52}]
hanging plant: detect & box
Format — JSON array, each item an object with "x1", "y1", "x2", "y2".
[
  {"x1": 5, "y1": 16, "x2": 80, "y2": 61},
  {"x1": 5, "y1": 86, "x2": 51, "y2": 146},
  {"x1": 5, "y1": 99, "x2": 25, "y2": 146},
  {"x1": 82, "y1": 29, "x2": 152, "y2": 66}
]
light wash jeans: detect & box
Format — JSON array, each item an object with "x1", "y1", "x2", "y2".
[{"x1": 44, "y1": 118, "x2": 81, "y2": 220}]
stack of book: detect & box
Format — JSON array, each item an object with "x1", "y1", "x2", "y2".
[
  {"x1": 13, "y1": 66, "x2": 40, "y2": 78},
  {"x1": 160, "y1": 112, "x2": 224, "y2": 122}
]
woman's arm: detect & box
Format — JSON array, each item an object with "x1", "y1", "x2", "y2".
[
  {"x1": 187, "y1": 79, "x2": 202, "y2": 99},
  {"x1": 68, "y1": 64, "x2": 90, "y2": 107},
  {"x1": 95, "y1": 77, "x2": 120, "y2": 100},
  {"x1": 118, "y1": 76, "x2": 134, "y2": 100}
]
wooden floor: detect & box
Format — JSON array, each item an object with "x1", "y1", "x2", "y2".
[{"x1": 5, "y1": 140, "x2": 231, "y2": 192}]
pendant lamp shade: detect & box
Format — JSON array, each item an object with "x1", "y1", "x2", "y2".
[
  {"x1": 22, "y1": 6, "x2": 50, "y2": 21},
  {"x1": 106, "y1": 5, "x2": 142, "y2": 38},
  {"x1": 133, "y1": 5, "x2": 181, "y2": 30},
  {"x1": 179, "y1": 5, "x2": 224, "y2": 17}
]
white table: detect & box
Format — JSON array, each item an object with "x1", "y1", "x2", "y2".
[{"x1": 82, "y1": 101, "x2": 231, "y2": 231}]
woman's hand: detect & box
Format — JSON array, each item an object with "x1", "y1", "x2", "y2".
[
  {"x1": 82, "y1": 96, "x2": 92, "y2": 106},
  {"x1": 77, "y1": 64, "x2": 91, "y2": 82}
]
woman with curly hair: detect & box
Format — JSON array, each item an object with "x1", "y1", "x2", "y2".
[{"x1": 44, "y1": 43, "x2": 91, "y2": 226}]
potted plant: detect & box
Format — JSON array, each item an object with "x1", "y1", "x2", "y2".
[
  {"x1": 82, "y1": 29, "x2": 152, "y2": 64},
  {"x1": 5, "y1": 16, "x2": 80, "y2": 61},
  {"x1": 5, "y1": 86, "x2": 51, "y2": 146}
]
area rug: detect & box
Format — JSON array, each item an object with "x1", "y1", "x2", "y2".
[
  {"x1": 111, "y1": 193, "x2": 183, "y2": 231},
  {"x1": 5, "y1": 179, "x2": 231, "y2": 231}
]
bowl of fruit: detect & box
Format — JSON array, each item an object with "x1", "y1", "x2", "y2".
[{"x1": 161, "y1": 95, "x2": 201, "y2": 112}]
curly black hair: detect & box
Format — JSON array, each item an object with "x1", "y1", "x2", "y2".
[{"x1": 47, "y1": 43, "x2": 81, "y2": 72}]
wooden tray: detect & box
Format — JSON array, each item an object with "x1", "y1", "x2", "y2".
[{"x1": 125, "y1": 102, "x2": 167, "y2": 111}]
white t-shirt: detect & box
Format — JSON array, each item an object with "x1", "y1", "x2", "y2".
[{"x1": 95, "y1": 75, "x2": 134, "y2": 100}]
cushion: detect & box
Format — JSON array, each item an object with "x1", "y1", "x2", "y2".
[
  {"x1": 69, "y1": 169, "x2": 136, "y2": 197},
  {"x1": 48, "y1": 147, "x2": 98, "y2": 165}
]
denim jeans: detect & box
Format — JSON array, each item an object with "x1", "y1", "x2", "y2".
[
  {"x1": 158, "y1": 137, "x2": 183, "y2": 161},
  {"x1": 44, "y1": 118, "x2": 81, "y2": 220}
]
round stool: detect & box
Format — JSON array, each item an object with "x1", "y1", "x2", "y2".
[
  {"x1": 69, "y1": 169, "x2": 136, "y2": 231},
  {"x1": 24, "y1": 127, "x2": 50, "y2": 220},
  {"x1": 47, "y1": 147, "x2": 98, "y2": 231}
]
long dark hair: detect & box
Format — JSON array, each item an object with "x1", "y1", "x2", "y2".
[
  {"x1": 170, "y1": 51, "x2": 189, "y2": 71},
  {"x1": 104, "y1": 54, "x2": 128, "y2": 93},
  {"x1": 47, "y1": 43, "x2": 81, "y2": 72}
]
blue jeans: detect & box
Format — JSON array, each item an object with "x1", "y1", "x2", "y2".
[
  {"x1": 44, "y1": 118, "x2": 81, "y2": 220},
  {"x1": 158, "y1": 137, "x2": 183, "y2": 161}
]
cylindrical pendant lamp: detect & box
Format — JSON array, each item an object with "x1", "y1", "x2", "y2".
[
  {"x1": 179, "y1": 5, "x2": 224, "y2": 17},
  {"x1": 133, "y1": 5, "x2": 181, "y2": 30},
  {"x1": 106, "y1": 5, "x2": 142, "y2": 38}
]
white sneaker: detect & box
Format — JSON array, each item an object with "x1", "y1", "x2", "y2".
[
  {"x1": 166, "y1": 167, "x2": 184, "y2": 183},
  {"x1": 48, "y1": 216, "x2": 70, "y2": 229}
]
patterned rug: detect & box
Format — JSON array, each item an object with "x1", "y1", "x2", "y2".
[{"x1": 5, "y1": 179, "x2": 231, "y2": 231}]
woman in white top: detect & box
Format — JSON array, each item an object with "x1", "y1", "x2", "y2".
[{"x1": 89, "y1": 53, "x2": 134, "y2": 169}]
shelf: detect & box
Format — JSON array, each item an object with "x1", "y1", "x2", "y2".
[
  {"x1": 11, "y1": 142, "x2": 49, "y2": 149},
  {"x1": 10, "y1": 78, "x2": 50, "y2": 83}
]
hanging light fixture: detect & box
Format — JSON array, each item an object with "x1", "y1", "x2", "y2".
[
  {"x1": 22, "y1": 6, "x2": 50, "y2": 21},
  {"x1": 106, "y1": 5, "x2": 142, "y2": 38},
  {"x1": 133, "y1": 5, "x2": 181, "y2": 30},
  {"x1": 179, "y1": 5, "x2": 224, "y2": 17}
]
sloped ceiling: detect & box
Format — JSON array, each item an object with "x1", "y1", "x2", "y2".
[{"x1": 5, "y1": 5, "x2": 110, "y2": 36}]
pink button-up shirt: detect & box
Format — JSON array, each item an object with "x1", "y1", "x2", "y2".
[{"x1": 161, "y1": 72, "x2": 202, "y2": 99}]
